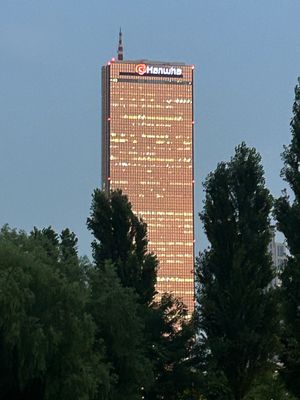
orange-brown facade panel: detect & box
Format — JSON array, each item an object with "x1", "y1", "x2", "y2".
[{"x1": 102, "y1": 61, "x2": 194, "y2": 312}]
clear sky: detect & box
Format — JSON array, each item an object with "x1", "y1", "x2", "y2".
[{"x1": 1, "y1": 0, "x2": 300, "y2": 256}]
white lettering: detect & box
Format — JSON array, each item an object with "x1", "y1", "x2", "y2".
[{"x1": 142, "y1": 65, "x2": 182, "y2": 76}]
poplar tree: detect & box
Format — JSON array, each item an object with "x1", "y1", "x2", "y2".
[
  {"x1": 196, "y1": 143, "x2": 278, "y2": 400},
  {"x1": 87, "y1": 189, "x2": 158, "y2": 304},
  {"x1": 274, "y1": 78, "x2": 300, "y2": 399}
]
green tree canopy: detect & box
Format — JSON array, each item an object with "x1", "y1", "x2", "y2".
[
  {"x1": 87, "y1": 189, "x2": 158, "y2": 304},
  {"x1": 144, "y1": 294, "x2": 195, "y2": 400},
  {"x1": 0, "y1": 225, "x2": 104, "y2": 400},
  {"x1": 196, "y1": 143, "x2": 278, "y2": 400},
  {"x1": 88, "y1": 261, "x2": 153, "y2": 400},
  {"x1": 245, "y1": 369, "x2": 297, "y2": 400},
  {"x1": 274, "y1": 78, "x2": 300, "y2": 399}
]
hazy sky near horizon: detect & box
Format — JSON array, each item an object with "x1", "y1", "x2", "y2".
[{"x1": 1, "y1": 0, "x2": 300, "y2": 256}]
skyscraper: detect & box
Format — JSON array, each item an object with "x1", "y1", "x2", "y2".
[{"x1": 101, "y1": 34, "x2": 194, "y2": 311}]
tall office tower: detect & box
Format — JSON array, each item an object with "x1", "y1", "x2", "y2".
[{"x1": 101, "y1": 36, "x2": 194, "y2": 311}]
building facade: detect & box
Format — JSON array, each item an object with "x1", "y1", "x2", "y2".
[
  {"x1": 101, "y1": 58, "x2": 195, "y2": 311},
  {"x1": 268, "y1": 227, "x2": 287, "y2": 287}
]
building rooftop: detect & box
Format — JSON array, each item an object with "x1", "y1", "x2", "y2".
[{"x1": 114, "y1": 59, "x2": 186, "y2": 66}]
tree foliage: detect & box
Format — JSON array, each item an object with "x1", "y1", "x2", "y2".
[
  {"x1": 144, "y1": 294, "x2": 195, "y2": 400},
  {"x1": 196, "y1": 143, "x2": 278, "y2": 400},
  {"x1": 87, "y1": 189, "x2": 158, "y2": 304},
  {"x1": 274, "y1": 78, "x2": 300, "y2": 399},
  {"x1": 0, "y1": 225, "x2": 103, "y2": 400},
  {"x1": 88, "y1": 260, "x2": 153, "y2": 400},
  {"x1": 245, "y1": 369, "x2": 297, "y2": 400}
]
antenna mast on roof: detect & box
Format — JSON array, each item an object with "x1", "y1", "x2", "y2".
[{"x1": 117, "y1": 28, "x2": 123, "y2": 60}]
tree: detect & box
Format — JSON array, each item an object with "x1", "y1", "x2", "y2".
[
  {"x1": 87, "y1": 190, "x2": 160, "y2": 398},
  {"x1": 88, "y1": 261, "x2": 153, "y2": 400},
  {"x1": 0, "y1": 225, "x2": 105, "y2": 400},
  {"x1": 144, "y1": 294, "x2": 196, "y2": 400},
  {"x1": 274, "y1": 78, "x2": 300, "y2": 399},
  {"x1": 196, "y1": 143, "x2": 278, "y2": 400},
  {"x1": 245, "y1": 369, "x2": 297, "y2": 400},
  {"x1": 87, "y1": 189, "x2": 158, "y2": 304}
]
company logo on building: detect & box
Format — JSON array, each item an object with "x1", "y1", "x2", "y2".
[
  {"x1": 136, "y1": 64, "x2": 147, "y2": 75},
  {"x1": 135, "y1": 64, "x2": 182, "y2": 76}
]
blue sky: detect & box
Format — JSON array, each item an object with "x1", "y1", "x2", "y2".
[{"x1": 1, "y1": 0, "x2": 300, "y2": 256}]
